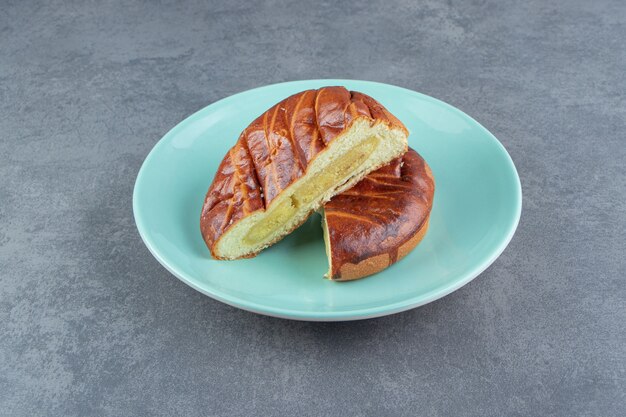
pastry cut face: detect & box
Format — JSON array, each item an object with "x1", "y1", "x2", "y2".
[
  {"x1": 322, "y1": 148, "x2": 435, "y2": 281},
  {"x1": 200, "y1": 87, "x2": 408, "y2": 259},
  {"x1": 242, "y1": 135, "x2": 380, "y2": 246}
]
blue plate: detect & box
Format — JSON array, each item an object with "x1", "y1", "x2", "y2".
[{"x1": 133, "y1": 80, "x2": 522, "y2": 321}]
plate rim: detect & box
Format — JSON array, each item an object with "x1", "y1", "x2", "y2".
[{"x1": 133, "y1": 79, "x2": 522, "y2": 321}]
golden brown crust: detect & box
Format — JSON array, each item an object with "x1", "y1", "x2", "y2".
[
  {"x1": 324, "y1": 148, "x2": 435, "y2": 281},
  {"x1": 334, "y1": 217, "x2": 430, "y2": 281},
  {"x1": 200, "y1": 87, "x2": 408, "y2": 259}
]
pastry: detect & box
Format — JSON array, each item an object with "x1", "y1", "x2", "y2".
[
  {"x1": 200, "y1": 87, "x2": 408, "y2": 259},
  {"x1": 322, "y1": 148, "x2": 434, "y2": 280}
]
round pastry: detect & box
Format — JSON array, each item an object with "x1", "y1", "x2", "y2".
[
  {"x1": 322, "y1": 148, "x2": 435, "y2": 281},
  {"x1": 200, "y1": 86, "x2": 408, "y2": 260}
]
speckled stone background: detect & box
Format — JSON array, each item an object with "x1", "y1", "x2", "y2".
[{"x1": 1, "y1": 0, "x2": 625, "y2": 416}]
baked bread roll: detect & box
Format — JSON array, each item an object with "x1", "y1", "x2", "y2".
[
  {"x1": 322, "y1": 148, "x2": 435, "y2": 281},
  {"x1": 201, "y1": 87, "x2": 408, "y2": 259}
]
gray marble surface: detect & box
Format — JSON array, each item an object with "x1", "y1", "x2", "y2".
[{"x1": 1, "y1": 1, "x2": 625, "y2": 416}]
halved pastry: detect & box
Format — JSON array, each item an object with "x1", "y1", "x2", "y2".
[
  {"x1": 322, "y1": 148, "x2": 435, "y2": 281},
  {"x1": 200, "y1": 87, "x2": 408, "y2": 259}
]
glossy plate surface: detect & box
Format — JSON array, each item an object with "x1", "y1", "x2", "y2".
[{"x1": 133, "y1": 80, "x2": 522, "y2": 321}]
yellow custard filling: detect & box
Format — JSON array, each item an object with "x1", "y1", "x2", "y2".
[{"x1": 243, "y1": 136, "x2": 379, "y2": 245}]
